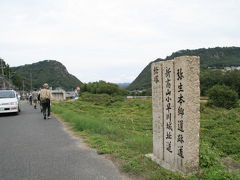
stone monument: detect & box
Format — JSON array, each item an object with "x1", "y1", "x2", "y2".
[{"x1": 147, "y1": 56, "x2": 200, "y2": 174}]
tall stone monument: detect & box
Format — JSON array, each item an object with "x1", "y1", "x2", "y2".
[{"x1": 148, "y1": 56, "x2": 200, "y2": 174}]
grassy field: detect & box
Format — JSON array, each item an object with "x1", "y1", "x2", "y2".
[{"x1": 52, "y1": 93, "x2": 240, "y2": 180}]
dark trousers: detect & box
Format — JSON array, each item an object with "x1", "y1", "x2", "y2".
[{"x1": 42, "y1": 99, "x2": 50, "y2": 117}]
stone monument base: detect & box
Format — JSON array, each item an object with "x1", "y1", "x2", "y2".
[
  {"x1": 145, "y1": 154, "x2": 198, "y2": 175},
  {"x1": 145, "y1": 154, "x2": 179, "y2": 173}
]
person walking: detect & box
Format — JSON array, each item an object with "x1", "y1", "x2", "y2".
[
  {"x1": 39, "y1": 83, "x2": 52, "y2": 119},
  {"x1": 32, "y1": 88, "x2": 38, "y2": 109},
  {"x1": 38, "y1": 91, "x2": 42, "y2": 112},
  {"x1": 29, "y1": 93, "x2": 32, "y2": 105}
]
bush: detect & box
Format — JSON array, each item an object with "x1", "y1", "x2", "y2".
[
  {"x1": 80, "y1": 92, "x2": 124, "y2": 106},
  {"x1": 81, "y1": 80, "x2": 128, "y2": 96},
  {"x1": 207, "y1": 85, "x2": 238, "y2": 109}
]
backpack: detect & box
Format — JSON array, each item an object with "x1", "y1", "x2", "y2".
[{"x1": 40, "y1": 89, "x2": 50, "y2": 103}]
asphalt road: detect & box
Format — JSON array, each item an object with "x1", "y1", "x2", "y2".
[{"x1": 0, "y1": 101, "x2": 128, "y2": 180}]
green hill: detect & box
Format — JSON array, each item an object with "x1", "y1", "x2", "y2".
[
  {"x1": 127, "y1": 47, "x2": 240, "y2": 90},
  {"x1": 12, "y1": 60, "x2": 83, "y2": 90}
]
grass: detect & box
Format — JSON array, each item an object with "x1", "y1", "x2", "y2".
[
  {"x1": 201, "y1": 105, "x2": 240, "y2": 161},
  {"x1": 52, "y1": 93, "x2": 240, "y2": 180}
]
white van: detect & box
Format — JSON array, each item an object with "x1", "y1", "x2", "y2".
[{"x1": 0, "y1": 90, "x2": 21, "y2": 114}]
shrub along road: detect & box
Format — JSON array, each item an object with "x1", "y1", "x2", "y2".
[{"x1": 0, "y1": 101, "x2": 127, "y2": 180}]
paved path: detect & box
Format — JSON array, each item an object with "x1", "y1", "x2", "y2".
[{"x1": 0, "y1": 101, "x2": 127, "y2": 180}]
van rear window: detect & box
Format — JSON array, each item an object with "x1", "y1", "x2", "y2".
[{"x1": 0, "y1": 91, "x2": 15, "y2": 98}]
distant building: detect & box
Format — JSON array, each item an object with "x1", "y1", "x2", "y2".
[
  {"x1": 207, "y1": 66, "x2": 240, "y2": 72},
  {"x1": 224, "y1": 66, "x2": 240, "y2": 71},
  {"x1": 51, "y1": 88, "x2": 66, "y2": 101},
  {"x1": 224, "y1": 67, "x2": 232, "y2": 71},
  {"x1": 65, "y1": 91, "x2": 78, "y2": 100}
]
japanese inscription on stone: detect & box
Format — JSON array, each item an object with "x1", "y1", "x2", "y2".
[
  {"x1": 176, "y1": 67, "x2": 185, "y2": 159},
  {"x1": 151, "y1": 62, "x2": 164, "y2": 161},
  {"x1": 162, "y1": 61, "x2": 175, "y2": 165},
  {"x1": 149, "y1": 56, "x2": 200, "y2": 174}
]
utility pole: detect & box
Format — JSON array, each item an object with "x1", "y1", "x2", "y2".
[
  {"x1": 0, "y1": 58, "x2": 6, "y2": 89},
  {"x1": 23, "y1": 80, "x2": 25, "y2": 91},
  {"x1": 30, "y1": 72, "x2": 32, "y2": 91},
  {"x1": 0, "y1": 58, "x2": 4, "y2": 76}
]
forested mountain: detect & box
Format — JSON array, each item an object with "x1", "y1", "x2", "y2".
[
  {"x1": 12, "y1": 60, "x2": 82, "y2": 90},
  {"x1": 127, "y1": 47, "x2": 240, "y2": 90}
]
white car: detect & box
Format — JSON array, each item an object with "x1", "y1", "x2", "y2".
[{"x1": 0, "y1": 90, "x2": 21, "y2": 114}]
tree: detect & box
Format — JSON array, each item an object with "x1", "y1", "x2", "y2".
[
  {"x1": 200, "y1": 70, "x2": 224, "y2": 96},
  {"x1": 223, "y1": 70, "x2": 240, "y2": 95},
  {"x1": 81, "y1": 80, "x2": 128, "y2": 96},
  {"x1": 207, "y1": 85, "x2": 238, "y2": 109}
]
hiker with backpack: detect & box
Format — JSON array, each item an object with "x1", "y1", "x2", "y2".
[{"x1": 39, "y1": 83, "x2": 52, "y2": 119}]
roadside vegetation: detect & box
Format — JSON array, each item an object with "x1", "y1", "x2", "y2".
[
  {"x1": 80, "y1": 80, "x2": 128, "y2": 96},
  {"x1": 52, "y1": 92, "x2": 240, "y2": 180},
  {"x1": 207, "y1": 85, "x2": 238, "y2": 109},
  {"x1": 201, "y1": 69, "x2": 240, "y2": 97}
]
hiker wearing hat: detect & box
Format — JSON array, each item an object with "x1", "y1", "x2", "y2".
[{"x1": 39, "y1": 83, "x2": 52, "y2": 119}]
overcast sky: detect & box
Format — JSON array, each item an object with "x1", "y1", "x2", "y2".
[{"x1": 0, "y1": 0, "x2": 239, "y2": 83}]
